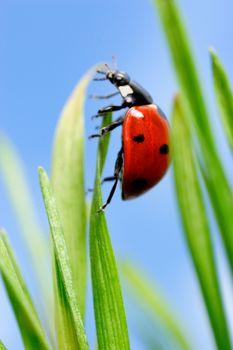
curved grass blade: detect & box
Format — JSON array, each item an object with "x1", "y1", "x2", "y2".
[
  {"x1": 172, "y1": 96, "x2": 231, "y2": 350},
  {"x1": 0, "y1": 134, "x2": 53, "y2": 337},
  {"x1": 210, "y1": 48, "x2": 233, "y2": 152},
  {"x1": 89, "y1": 115, "x2": 130, "y2": 350},
  {"x1": 39, "y1": 167, "x2": 89, "y2": 350},
  {"x1": 153, "y1": 0, "x2": 233, "y2": 274},
  {"x1": 51, "y1": 67, "x2": 98, "y2": 318},
  {"x1": 0, "y1": 229, "x2": 50, "y2": 350},
  {"x1": 122, "y1": 262, "x2": 192, "y2": 350}
]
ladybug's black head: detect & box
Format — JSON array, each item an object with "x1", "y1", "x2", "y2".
[{"x1": 106, "y1": 70, "x2": 130, "y2": 86}]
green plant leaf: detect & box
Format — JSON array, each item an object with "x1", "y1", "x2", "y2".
[
  {"x1": 210, "y1": 48, "x2": 233, "y2": 151},
  {"x1": 0, "y1": 134, "x2": 53, "y2": 337},
  {"x1": 0, "y1": 229, "x2": 50, "y2": 350},
  {"x1": 153, "y1": 0, "x2": 233, "y2": 274},
  {"x1": 51, "y1": 67, "x2": 98, "y2": 319},
  {"x1": 172, "y1": 95, "x2": 231, "y2": 350},
  {"x1": 122, "y1": 262, "x2": 192, "y2": 350},
  {"x1": 39, "y1": 167, "x2": 89, "y2": 350},
  {"x1": 89, "y1": 115, "x2": 130, "y2": 350}
]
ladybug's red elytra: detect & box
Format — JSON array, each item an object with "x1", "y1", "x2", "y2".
[{"x1": 90, "y1": 64, "x2": 170, "y2": 210}]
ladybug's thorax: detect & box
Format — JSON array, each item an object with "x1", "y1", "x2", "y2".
[{"x1": 118, "y1": 85, "x2": 134, "y2": 97}]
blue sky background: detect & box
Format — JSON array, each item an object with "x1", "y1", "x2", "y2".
[{"x1": 1, "y1": 0, "x2": 233, "y2": 349}]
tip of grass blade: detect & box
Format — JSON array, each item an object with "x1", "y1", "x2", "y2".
[
  {"x1": 38, "y1": 167, "x2": 48, "y2": 187},
  {"x1": 209, "y1": 48, "x2": 220, "y2": 66},
  {"x1": 38, "y1": 166, "x2": 43, "y2": 174},
  {"x1": 38, "y1": 166, "x2": 89, "y2": 350},
  {"x1": 173, "y1": 92, "x2": 181, "y2": 105},
  {"x1": 209, "y1": 46, "x2": 216, "y2": 55}
]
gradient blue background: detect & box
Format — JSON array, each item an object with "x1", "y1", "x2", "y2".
[{"x1": 1, "y1": 0, "x2": 233, "y2": 349}]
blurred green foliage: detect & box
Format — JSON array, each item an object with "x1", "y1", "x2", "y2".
[{"x1": 0, "y1": 1, "x2": 232, "y2": 349}]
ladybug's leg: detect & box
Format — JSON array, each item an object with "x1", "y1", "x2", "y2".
[
  {"x1": 97, "y1": 94, "x2": 135, "y2": 114},
  {"x1": 96, "y1": 69, "x2": 106, "y2": 74},
  {"x1": 93, "y1": 69, "x2": 108, "y2": 81},
  {"x1": 89, "y1": 117, "x2": 124, "y2": 139},
  {"x1": 101, "y1": 176, "x2": 116, "y2": 184},
  {"x1": 91, "y1": 101, "x2": 127, "y2": 119},
  {"x1": 93, "y1": 116, "x2": 124, "y2": 130},
  {"x1": 93, "y1": 77, "x2": 107, "y2": 81},
  {"x1": 98, "y1": 102, "x2": 127, "y2": 114},
  {"x1": 93, "y1": 96, "x2": 134, "y2": 120},
  {"x1": 99, "y1": 149, "x2": 123, "y2": 211},
  {"x1": 92, "y1": 112, "x2": 123, "y2": 120},
  {"x1": 90, "y1": 91, "x2": 120, "y2": 100}
]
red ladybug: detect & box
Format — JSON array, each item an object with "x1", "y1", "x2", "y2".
[{"x1": 90, "y1": 65, "x2": 170, "y2": 210}]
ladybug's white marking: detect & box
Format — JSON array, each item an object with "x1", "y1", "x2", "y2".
[
  {"x1": 131, "y1": 109, "x2": 144, "y2": 119},
  {"x1": 118, "y1": 85, "x2": 134, "y2": 97}
]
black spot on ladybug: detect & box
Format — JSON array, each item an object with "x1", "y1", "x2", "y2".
[
  {"x1": 131, "y1": 178, "x2": 148, "y2": 190},
  {"x1": 159, "y1": 144, "x2": 169, "y2": 154},
  {"x1": 132, "y1": 134, "x2": 145, "y2": 143}
]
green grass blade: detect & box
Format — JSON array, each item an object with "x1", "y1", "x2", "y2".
[
  {"x1": 0, "y1": 135, "x2": 53, "y2": 333},
  {"x1": 0, "y1": 229, "x2": 50, "y2": 350},
  {"x1": 153, "y1": 0, "x2": 233, "y2": 274},
  {"x1": 98, "y1": 113, "x2": 112, "y2": 174},
  {"x1": 51, "y1": 67, "x2": 98, "y2": 318},
  {"x1": 122, "y1": 262, "x2": 192, "y2": 350},
  {"x1": 210, "y1": 48, "x2": 233, "y2": 151},
  {"x1": 39, "y1": 167, "x2": 89, "y2": 350},
  {"x1": 89, "y1": 116, "x2": 130, "y2": 350},
  {"x1": 0, "y1": 341, "x2": 7, "y2": 350},
  {"x1": 172, "y1": 96, "x2": 231, "y2": 350},
  {"x1": 153, "y1": 0, "x2": 213, "y2": 144}
]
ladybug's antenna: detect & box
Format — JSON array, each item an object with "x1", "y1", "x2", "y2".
[
  {"x1": 93, "y1": 77, "x2": 107, "y2": 81},
  {"x1": 104, "y1": 63, "x2": 111, "y2": 72},
  {"x1": 93, "y1": 63, "x2": 111, "y2": 81},
  {"x1": 96, "y1": 70, "x2": 106, "y2": 75}
]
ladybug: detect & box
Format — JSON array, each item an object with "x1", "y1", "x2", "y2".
[{"x1": 90, "y1": 65, "x2": 170, "y2": 210}]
